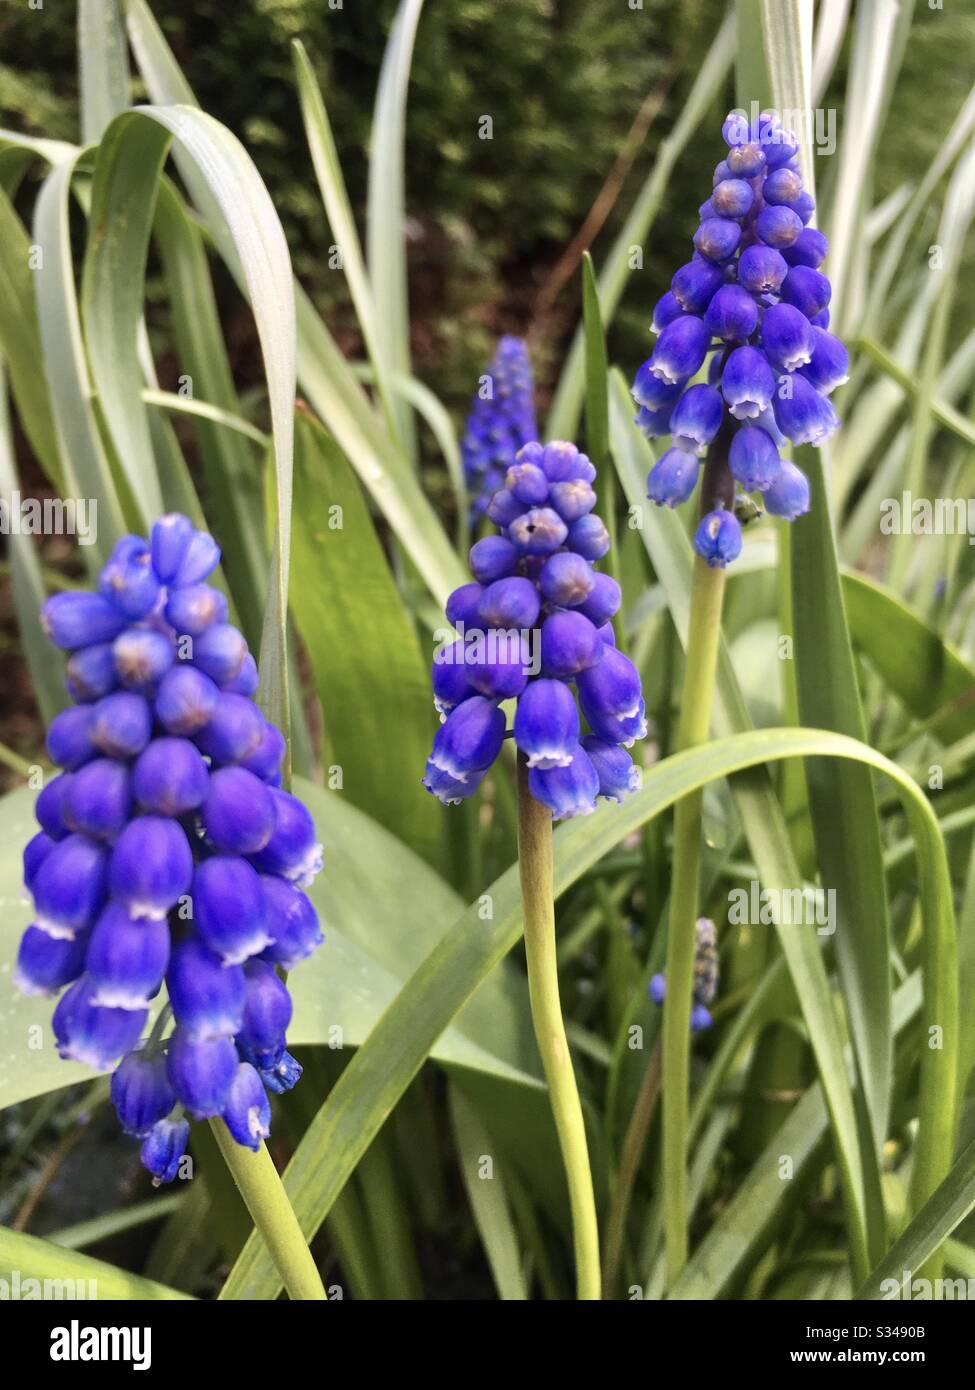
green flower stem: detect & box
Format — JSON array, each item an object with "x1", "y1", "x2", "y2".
[
  {"x1": 601, "y1": 1036, "x2": 662, "y2": 1298},
  {"x1": 662, "y1": 553, "x2": 727, "y2": 1286},
  {"x1": 210, "y1": 1121, "x2": 327, "y2": 1301},
  {"x1": 516, "y1": 757, "x2": 600, "y2": 1300}
]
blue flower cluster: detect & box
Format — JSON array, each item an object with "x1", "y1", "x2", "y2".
[
  {"x1": 649, "y1": 917, "x2": 718, "y2": 1032},
  {"x1": 18, "y1": 516, "x2": 323, "y2": 1184},
  {"x1": 423, "y1": 440, "x2": 646, "y2": 820},
  {"x1": 462, "y1": 336, "x2": 538, "y2": 522},
  {"x1": 634, "y1": 111, "x2": 847, "y2": 567}
]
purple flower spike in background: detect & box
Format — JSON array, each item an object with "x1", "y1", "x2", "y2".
[
  {"x1": 649, "y1": 918, "x2": 719, "y2": 1033},
  {"x1": 18, "y1": 514, "x2": 325, "y2": 1185},
  {"x1": 462, "y1": 337, "x2": 538, "y2": 522},
  {"x1": 423, "y1": 439, "x2": 646, "y2": 822},
  {"x1": 632, "y1": 111, "x2": 842, "y2": 567}
]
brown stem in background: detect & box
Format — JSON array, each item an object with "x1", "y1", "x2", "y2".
[{"x1": 529, "y1": 64, "x2": 680, "y2": 344}]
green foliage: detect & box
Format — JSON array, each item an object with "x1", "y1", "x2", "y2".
[{"x1": 1, "y1": 0, "x2": 975, "y2": 1308}]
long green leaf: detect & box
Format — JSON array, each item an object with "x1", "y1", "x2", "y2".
[
  {"x1": 77, "y1": 0, "x2": 129, "y2": 144},
  {"x1": 856, "y1": 336, "x2": 975, "y2": 449},
  {"x1": 366, "y1": 0, "x2": 424, "y2": 462},
  {"x1": 153, "y1": 179, "x2": 268, "y2": 644},
  {"x1": 448, "y1": 1084, "x2": 528, "y2": 1301},
  {"x1": 0, "y1": 1226, "x2": 193, "y2": 1300},
  {"x1": 125, "y1": 0, "x2": 464, "y2": 609},
  {"x1": 219, "y1": 724, "x2": 955, "y2": 1298},
  {"x1": 292, "y1": 40, "x2": 397, "y2": 440},
  {"x1": 858, "y1": 1133, "x2": 975, "y2": 1299},
  {"x1": 81, "y1": 104, "x2": 296, "y2": 735},
  {"x1": 819, "y1": 0, "x2": 899, "y2": 332},
  {"x1": 762, "y1": 1, "x2": 893, "y2": 1218},
  {"x1": 288, "y1": 413, "x2": 439, "y2": 864},
  {"x1": 33, "y1": 151, "x2": 127, "y2": 563},
  {"x1": 0, "y1": 364, "x2": 66, "y2": 723},
  {"x1": 0, "y1": 184, "x2": 65, "y2": 491},
  {"x1": 842, "y1": 571, "x2": 975, "y2": 744}
]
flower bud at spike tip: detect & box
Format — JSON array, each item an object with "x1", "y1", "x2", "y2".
[
  {"x1": 462, "y1": 338, "x2": 537, "y2": 521},
  {"x1": 694, "y1": 509, "x2": 743, "y2": 568},
  {"x1": 99, "y1": 537, "x2": 161, "y2": 619}
]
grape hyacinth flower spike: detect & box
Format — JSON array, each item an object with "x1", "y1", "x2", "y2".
[
  {"x1": 628, "y1": 111, "x2": 847, "y2": 1285},
  {"x1": 650, "y1": 918, "x2": 719, "y2": 1033},
  {"x1": 424, "y1": 439, "x2": 646, "y2": 822},
  {"x1": 19, "y1": 515, "x2": 325, "y2": 1196},
  {"x1": 423, "y1": 439, "x2": 646, "y2": 1301},
  {"x1": 634, "y1": 109, "x2": 845, "y2": 565},
  {"x1": 461, "y1": 336, "x2": 538, "y2": 523}
]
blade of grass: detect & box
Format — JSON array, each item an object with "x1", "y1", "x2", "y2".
[
  {"x1": 855, "y1": 336, "x2": 975, "y2": 449},
  {"x1": 77, "y1": 0, "x2": 129, "y2": 144},
  {"x1": 448, "y1": 1084, "x2": 528, "y2": 1301},
  {"x1": 811, "y1": 0, "x2": 851, "y2": 105},
  {"x1": 81, "y1": 104, "x2": 296, "y2": 737},
  {"x1": 857, "y1": 1132, "x2": 975, "y2": 1299},
  {"x1": 0, "y1": 184, "x2": 66, "y2": 493},
  {"x1": 0, "y1": 362, "x2": 66, "y2": 724},
  {"x1": 32, "y1": 153, "x2": 127, "y2": 561},
  {"x1": 286, "y1": 413, "x2": 439, "y2": 865},
  {"x1": 366, "y1": 0, "x2": 424, "y2": 463},
  {"x1": 292, "y1": 39, "x2": 398, "y2": 441},
  {"x1": 153, "y1": 178, "x2": 268, "y2": 644},
  {"x1": 141, "y1": 389, "x2": 269, "y2": 448},
  {"x1": 47, "y1": 1195, "x2": 183, "y2": 1251},
  {"x1": 0, "y1": 1225, "x2": 193, "y2": 1300},
  {"x1": 125, "y1": 0, "x2": 465, "y2": 607},
  {"x1": 582, "y1": 251, "x2": 622, "y2": 643},
  {"x1": 820, "y1": 0, "x2": 900, "y2": 334},
  {"x1": 762, "y1": 1, "x2": 892, "y2": 1249}
]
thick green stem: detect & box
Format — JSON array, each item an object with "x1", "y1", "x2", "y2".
[
  {"x1": 210, "y1": 1121, "x2": 327, "y2": 1301},
  {"x1": 662, "y1": 554, "x2": 727, "y2": 1286},
  {"x1": 517, "y1": 758, "x2": 600, "y2": 1300}
]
